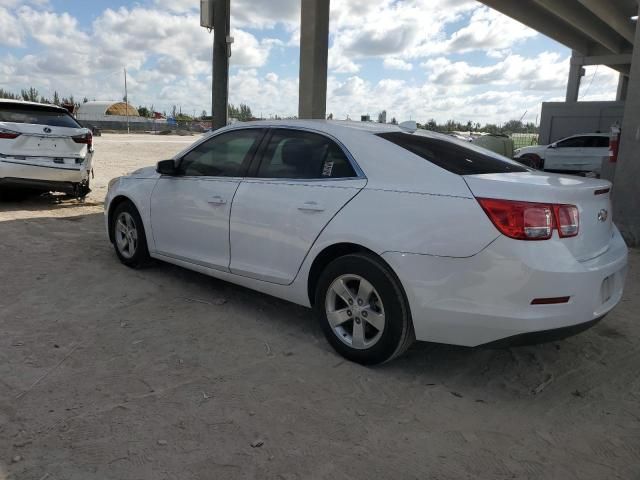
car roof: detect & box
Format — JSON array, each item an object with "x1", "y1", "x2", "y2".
[
  {"x1": 0, "y1": 99, "x2": 68, "y2": 111},
  {"x1": 568, "y1": 132, "x2": 609, "y2": 137}
]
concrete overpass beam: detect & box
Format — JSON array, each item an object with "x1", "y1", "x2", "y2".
[
  {"x1": 577, "y1": 0, "x2": 637, "y2": 44},
  {"x1": 298, "y1": 0, "x2": 330, "y2": 120},
  {"x1": 567, "y1": 51, "x2": 586, "y2": 102},
  {"x1": 534, "y1": 0, "x2": 629, "y2": 53},
  {"x1": 617, "y1": 73, "x2": 629, "y2": 100}
]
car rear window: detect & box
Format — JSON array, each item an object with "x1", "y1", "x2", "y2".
[
  {"x1": 0, "y1": 104, "x2": 81, "y2": 128},
  {"x1": 377, "y1": 131, "x2": 528, "y2": 175}
]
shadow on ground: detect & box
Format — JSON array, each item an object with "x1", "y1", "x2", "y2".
[{"x1": 1, "y1": 212, "x2": 639, "y2": 480}]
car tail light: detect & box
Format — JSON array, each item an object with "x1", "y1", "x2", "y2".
[
  {"x1": 73, "y1": 132, "x2": 92, "y2": 148},
  {"x1": 554, "y1": 205, "x2": 579, "y2": 238},
  {"x1": 477, "y1": 198, "x2": 579, "y2": 241},
  {"x1": 0, "y1": 128, "x2": 20, "y2": 139}
]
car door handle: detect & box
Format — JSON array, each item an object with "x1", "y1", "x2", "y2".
[
  {"x1": 208, "y1": 195, "x2": 227, "y2": 205},
  {"x1": 297, "y1": 201, "x2": 325, "y2": 212}
]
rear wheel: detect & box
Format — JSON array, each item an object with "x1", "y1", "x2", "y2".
[
  {"x1": 111, "y1": 201, "x2": 151, "y2": 268},
  {"x1": 519, "y1": 154, "x2": 544, "y2": 170},
  {"x1": 314, "y1": 253, "x2": 414, "y2": 365}
]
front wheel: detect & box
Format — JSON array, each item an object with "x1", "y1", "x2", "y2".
[
  {"x1": 111, "y1": 201, "x2": 151, "y2": 268},
  {"x1": 314, "y1": 253, "x2": 414, "y2": 365}
]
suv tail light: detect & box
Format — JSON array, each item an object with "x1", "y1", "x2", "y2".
[
  {"x1": 73, "y1": 132, "x2": 92, "y2": 148},
  {"x1": 477, "y1": 198, "x2": 579, "y2": 241},
  {"x1": 0, "y1": 128, "x2": 20, "y2": 139}
]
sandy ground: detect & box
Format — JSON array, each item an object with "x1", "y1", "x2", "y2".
[{"x1": 1, "y1": 134, "x2": 639, "y2": 479}]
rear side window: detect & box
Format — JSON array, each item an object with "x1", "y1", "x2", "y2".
[
  {"x1": 0, "y1": 104, "x2": 81, "y2": 128},
  {"x1": 377, "y1": 132, "x2": 528, "y2": 175},
  {"x1": 257, "y1": 129, "x2": 356, "y2": 179},
  {"x1": 590, "y1": 136, "x2": 610, "y2": 148}
]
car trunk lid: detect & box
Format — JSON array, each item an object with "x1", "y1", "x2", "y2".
[
  {"x1": 0, "y1": 122, "x2": 89, "y2": 159},
  {"x1": 464, "y1": 171, "x2": 614, "y2": 262}
]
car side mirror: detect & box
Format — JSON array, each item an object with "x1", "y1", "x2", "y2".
[
  {"x1": 157, "y1": 159, "x2": 178, "y2": 175},
  {"x1": 550, "y1": 143, "x2": 557, "y2": 149}
]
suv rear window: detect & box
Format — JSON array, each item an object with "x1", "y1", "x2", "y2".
[
  {"x1": 0, "y1": 104, "x2": 81, "y2": 128},
  {"x1": 377, "y1": 132, "x2": 528, "y2": 175}
]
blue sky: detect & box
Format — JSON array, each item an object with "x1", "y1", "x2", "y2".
[{"x1": 0, "y1": 0, "x2": 620, "y2": 123}]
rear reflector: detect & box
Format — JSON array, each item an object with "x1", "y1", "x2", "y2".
[
  {"x1": 594, "y1": 188, "x2": 610, "y2": 196},
  {"x1": 0, "y1": 128, "x2": 20, "y2": 139},
  {"x1": 477, "y1": 198, "x2": 579, "y2": 241},
  {"x1": 531, "y1": 296, "x2": 571, "y2": 305}
]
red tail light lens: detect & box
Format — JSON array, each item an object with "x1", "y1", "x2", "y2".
[
  {"x1": 477, "y1": 198, "x2": 553, "y2": 240},
  {"x1": 0, "y1": 128, "x2": 20, "y2": 139},
  {"x1": 477, "y1": 198, "x2": 579, "y2": 241},
  {"x1": 554, "y1": 205, "x2": 579, "y2": 238},
  {"x1": 73, "y1": 132, "x2": 92, "y2": 148}
]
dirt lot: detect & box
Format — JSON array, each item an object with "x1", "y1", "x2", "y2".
[{"x1": 1, "y1": 134, "x2": 639, "y2": 479}]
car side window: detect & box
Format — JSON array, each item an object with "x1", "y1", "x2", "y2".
[
  {"x1": 590, "y1": 136, "x2": 610, "y2": 148},
  {"x1": 556, "y1": 136, "x2": 588, "y2": 148},
  {"x1": 179, "y1": 129, "x2": 263, "y2": 177},
  {"x1": 256, "y1": 129, "x2": 356, "y2": 179}
]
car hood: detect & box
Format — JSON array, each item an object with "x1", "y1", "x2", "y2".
[{"x1": 128, "y1": 166, "x2": 160, "y2": 179}]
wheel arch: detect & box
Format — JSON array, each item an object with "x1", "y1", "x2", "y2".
[
  {"x1": 107, "y1": 195, "x2": 136, "y2": 243},
  {"x1": 306, "y1": 242, "x2": 408, "y2": 309}
]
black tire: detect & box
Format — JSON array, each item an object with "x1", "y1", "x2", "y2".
[
  {"x1": 314, "y1": 253, "x2": 414, "y2": 365},
  {"x1": 110, "y1": 201, "x2": 151, "y2": 268},
  {"x1": 519, "y1": 154, "x2": 544, "y2": 170}
]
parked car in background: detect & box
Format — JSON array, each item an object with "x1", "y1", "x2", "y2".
[
  {"x1": 514, "y1": 133, "x2": 609, "y2": 175},
  {"x1": 105, "y1": 120, "x2": 627, "y2": 365},
  {"x1": 0, "y1": 99, "x2": 93, "y2": 198}
]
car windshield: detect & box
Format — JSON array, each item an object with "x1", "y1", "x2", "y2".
[
  {"x1": 0, "y1": 104, "x2": 81, "y2": 128},
  {"x1": 377, "y1": 131, "x2": 529, "y2": 175}
]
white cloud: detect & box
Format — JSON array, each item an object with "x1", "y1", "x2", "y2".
[
  {"x1": 383, "y1": 58, "x2": 413, "y2": 71},
  {"x1": 0, "y1": 7, "x2": 24, "y2": 47}
]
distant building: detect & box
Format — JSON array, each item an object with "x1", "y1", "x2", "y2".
[
  {"x1": 76, "y1": 101, "x2": 166, "y2": 131},
  {"x1": 361, "y1": 114, "x2": 371, "y2": 122}
]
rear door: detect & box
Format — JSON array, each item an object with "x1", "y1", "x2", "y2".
[
  {"x1": 582, "y1": 135, "x2": 610, "y2": 173},
  {"x1": 150, "y1": 128, "x2": 265, "y2": 270},
  {"x1": 229, "y1": 128, "x2": 366, "y2": 284},
  {"x1": 544, "y1": 135, "x2": 592, "y2": 171}
]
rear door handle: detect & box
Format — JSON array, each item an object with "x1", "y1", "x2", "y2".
[
  {"x1": 298, "y1": 201, "x2": 325, "y2": 212},
  {"x1": 208, "y1": 195, "x2": 227, "y2": 205}
]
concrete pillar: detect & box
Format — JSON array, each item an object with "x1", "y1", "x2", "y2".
[
  {"x1": 612, "y1": 7, "x2": 640, "y2": 246},
  {"x1": 212, "y1": 0, "x2": 230, "y2": 130},
  {"x1": 566, "y1": 51, "x2": 586, "y2": 102},
  {"x1": 298, "y1": 0, "x2": 330, "y2": 119},
  {"x1": 616, "y1": 73, "x2": 629, "y2": 101}
]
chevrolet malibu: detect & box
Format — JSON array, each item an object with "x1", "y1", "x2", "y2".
[{"x1": 105, "y1": 120, "x2": 628, "y2": 364}]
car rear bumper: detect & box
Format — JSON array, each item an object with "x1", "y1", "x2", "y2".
[
  {"x1": 382, "y1": 226, "x2": 628, "y2": 347},
  {"x1": 0, "y1": 155, "x2": 91, "y2": 186}
]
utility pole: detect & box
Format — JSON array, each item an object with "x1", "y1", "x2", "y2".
[
  {"x1": 124, "y1": 67, "x2": 130, "y2": 134},
  {"x1": 213, "y1": 0, "x2": 231, "y2": 129}
]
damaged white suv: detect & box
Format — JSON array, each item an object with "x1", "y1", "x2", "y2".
[{"x1": 0, "y1": 100, "x2": 93, "y2": 198}]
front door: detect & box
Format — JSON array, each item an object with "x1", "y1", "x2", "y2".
[
  {"x1": 229, "y1": 128, "x2": 366, "y2": 284},
  {"x1": 150, "y1": 128, "x2": 264, "y2": 270}
]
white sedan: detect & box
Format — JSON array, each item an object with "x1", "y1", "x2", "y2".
[
  {"x1": 0, "y1": 100, "x2": 93, "y2": 197},
  {"x1": 514, "y1": 133, "x2": 609, "y2": 175},
  {"x1": 105, "y1": 120, "x2": 628, "y2": 364}
]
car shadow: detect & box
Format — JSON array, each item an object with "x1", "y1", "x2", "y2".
[{"x1": 0, "y1": 191, "x2": 102, "y2": 213}]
